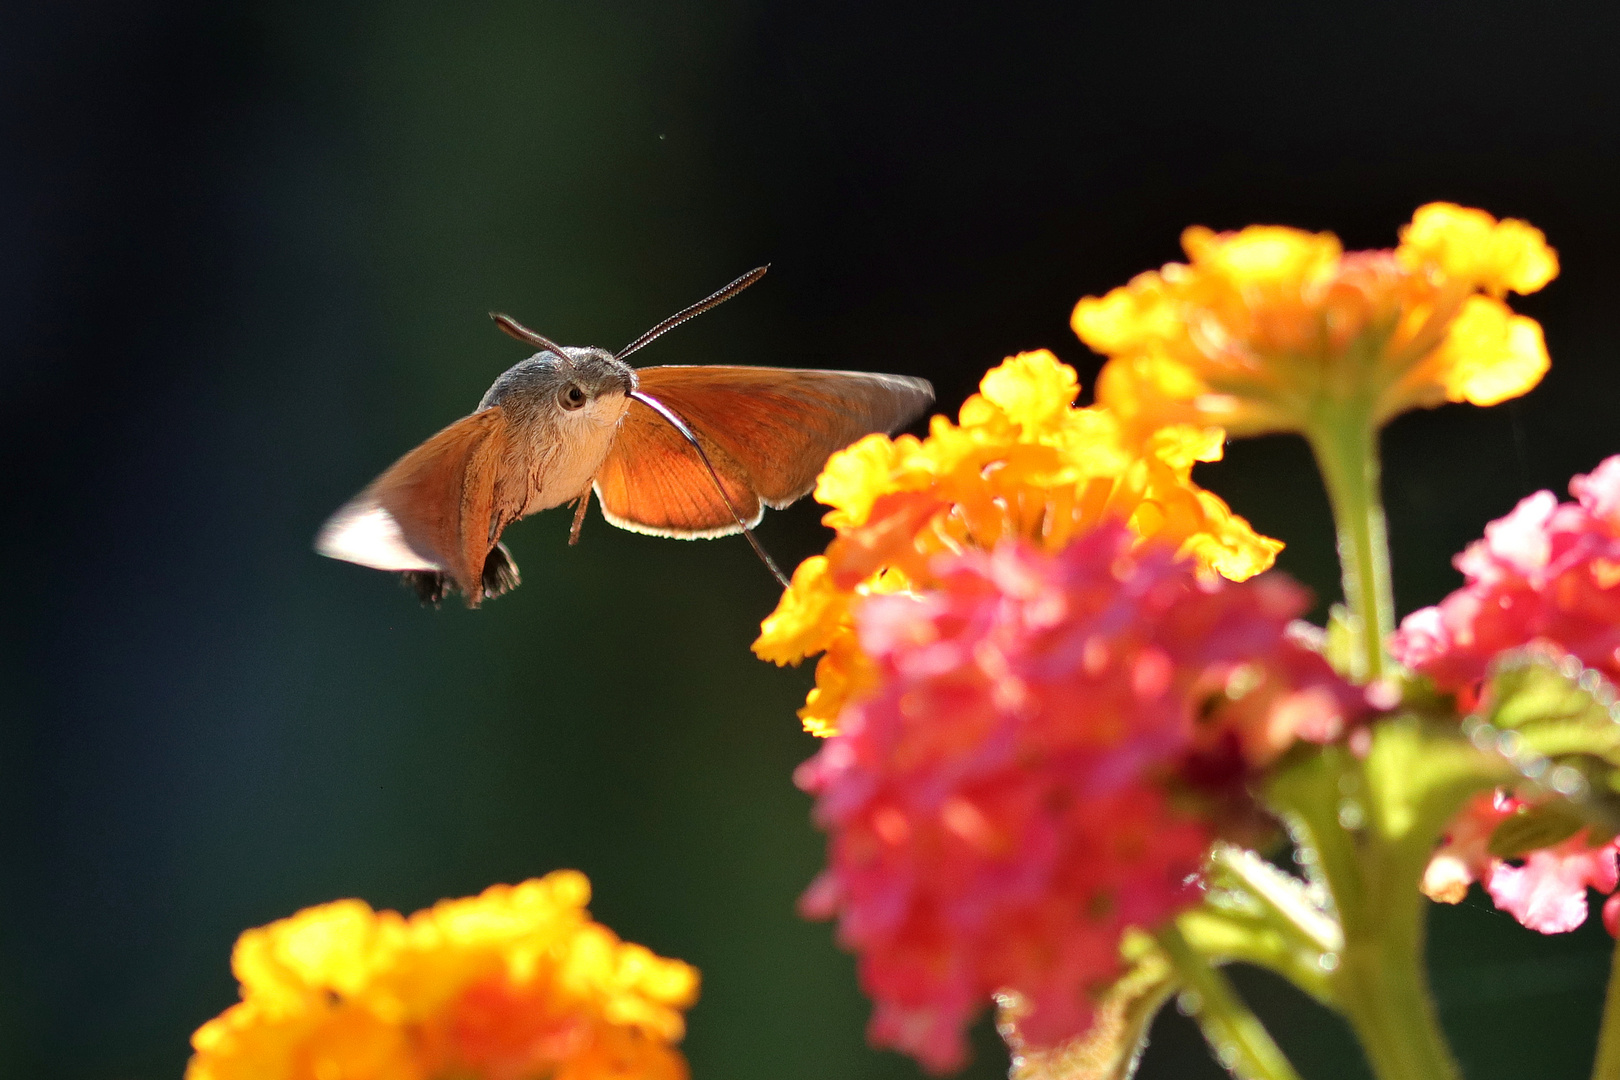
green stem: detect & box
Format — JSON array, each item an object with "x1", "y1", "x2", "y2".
[
  {"x1": 1593, "y1": 932, "x2": 1620, "y2": 1079},
  {"x1": 1305, "y1": 412, "x2": 1395, "y2": 682},
  {"x1": 1332, "y1": 882, "x2": 1461, "y2": 1080},
  {"x1": 1269, "y1": 736, "x2": 1469, "y2": 1080},
  {"x1": 1300, "y1": 408, "x2": 1459, "y2": 1076},
  {"x1": 1158, "y1": 922, "x2": 1305, "y2": 1080}
]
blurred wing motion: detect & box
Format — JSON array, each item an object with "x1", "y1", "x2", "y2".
[
  {"x1": 316, "y1": 407, "x2": 519, "y2": 603},
  {"x1": 593, "y1": 366, "x2": 933, "y2": 537}
]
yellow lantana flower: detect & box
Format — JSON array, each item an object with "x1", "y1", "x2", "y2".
[
  {"x1": 187, "y1": 871, "x2": 699, "y2": 1080},
  {"x1": 753, "y1": 350, "x2": 1282, "y2": 736},
  {"x1": 1397, "y1": 202, "x2": 1558, "y2": 296},
  {"x1": 1072, "y1": 203, "x2": 1557, "y2": 437}
]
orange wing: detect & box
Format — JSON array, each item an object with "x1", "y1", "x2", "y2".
[
  {"x1": 317, "y1": 407, "x2": 511, "y2": 603},
  {"x1": 593, "y1": 367, "x2": 933, "y2": 538}
]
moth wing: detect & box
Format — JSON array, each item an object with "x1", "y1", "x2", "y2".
[
  {"x1": 592, "y1": 397, "x2": 765, "y2": 539},
  {"x1": 316, "y1": 407, "x2": 512, "y2": 602},
  {"x1": 593, "y1": 366, "x2": 933, "y2": 538}
]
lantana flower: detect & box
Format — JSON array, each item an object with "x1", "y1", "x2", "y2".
[
  {"x1": 1394, "y1": 457, "x2": 1620, "y2": 935},
  {"x1": 796, "y1": 528, "x2": 1367, "y2": 1071},
  {"x1": 1072, "y1": 203, "x2": 1557, "y2": 438},
  {"x1": 753, "y1": 349, "x2": 1282, "y2": 735},
  {"x1": 1422, "y1": 791, "x2": 1620, "y2": 935},
  {"x1": 186, "y1": 871, "x2": 699, "y2": 1080},
  {"x1": 1393, "y1": 455, "x2": 1620, "y2": 692}
]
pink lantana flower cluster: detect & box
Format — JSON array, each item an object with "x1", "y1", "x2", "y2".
[
  {"x1": 1394, "y1": 455, "x2": 1620, "y2": 691},
  {"x1": 1395, "y1": 456, "x2": 1620, "y2": 935},
  {"x1": 1423, "y1": 791, "x2": 1620, "y2": 934},
  {"x1": 795, "y1": 526, "x2": 1368, "y2": 1071}
]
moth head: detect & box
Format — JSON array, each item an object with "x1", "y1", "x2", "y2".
[{"x1": 479, "y1": 346, "x2": 638, "y2": 419}]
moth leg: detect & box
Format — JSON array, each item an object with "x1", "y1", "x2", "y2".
[{"x1": 568, "y1": 487, "x2": 592, "y2": 545}]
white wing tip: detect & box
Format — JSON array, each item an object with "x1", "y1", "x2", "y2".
[{"x1": 315, "y1": 501, "x2": 441, "y2": 572}]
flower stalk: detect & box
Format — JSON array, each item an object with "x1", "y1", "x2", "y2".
[
  {"x1": 1305, "y1": 402, "x2": 1395, "y2": 683},
  {"x1": 1594, "y1": 933, "x2": 1620, "y2": 1080},
  {"x1": 1265, "y1": 720, "x2": 1506, "y2": 1080},
  {"x1": 1330, "y1": 875, "x2": 1460, "y2": 1080}
]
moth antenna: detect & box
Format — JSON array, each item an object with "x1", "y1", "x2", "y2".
[
  {"x1": 489, "y1": 312, "x2": 579, "y2": 374},
  {"x1": 628, "y1": 390, "x2": 790, "y2": 588},
  {"x1": 616, "y1": 266, "x2": 768, "y2": 361}
]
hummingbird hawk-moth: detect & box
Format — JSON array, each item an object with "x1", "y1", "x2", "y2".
[{"x1": 316, "y1": 267, "x2": 934, "y2": 606}]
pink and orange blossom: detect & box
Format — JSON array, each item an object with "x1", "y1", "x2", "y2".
[
  {"x1": 1394, "y1": 455, "x2": 1620, "y2": 693},
  {"x1": 1422, "y1": 792, "x2": 1620, "y2": 935},
  {"x1": 1395, "y1": 457, "x2": 1620, "y2": 936},
  {"x1": 796, "y1": 527, "x2": 1366, "y2": 1071}
]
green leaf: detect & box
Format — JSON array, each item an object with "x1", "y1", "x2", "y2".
[
  {"x1": 1487, "y1": 802, "x2": 1586, "y2": 858},
  {"x1": 1194, "y1": 844, "x2": 1340, "y2": 1004},
  {"x1": 1484, "y1": 650, "x2": 1616, "y2": 733},
  {"x1": 1471, "y1": 648, "x2": 1620, "y2": 832},
  {"x1": 1363, "y1": 715, "x2": 1511, "y2": 844}
]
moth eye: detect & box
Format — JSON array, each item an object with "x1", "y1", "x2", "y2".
[{"x1": 560, "y1": 384, "x2": 587, "y2": 410}]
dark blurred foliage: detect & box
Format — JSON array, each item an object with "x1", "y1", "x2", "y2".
[{"x1": 2, "y1": 2, "x2": 1619, "y2": 1078}]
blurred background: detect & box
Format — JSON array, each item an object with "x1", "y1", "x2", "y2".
[{"x1": 3, "y1": 2, "x2": 1620, "y2": 1077}]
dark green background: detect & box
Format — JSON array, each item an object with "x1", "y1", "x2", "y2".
[{"x1": 4, "y1": 2, "x2": 1620, "y2": 1077}]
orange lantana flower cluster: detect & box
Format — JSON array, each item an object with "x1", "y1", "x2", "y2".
[
  {"x1": 1073, "y1": 202, "x2": 1558, "y2": 437},
  {"x1": 752, "y1": 350, "x2": 1282, "y2": 735},
  {"x1": 187, "y1": 872, "x2": 698, "y2": 1080}
]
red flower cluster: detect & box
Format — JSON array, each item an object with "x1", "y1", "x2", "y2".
[
  {"x1": 795, "y1": 528, "x2": 1366, "y2": 1071},
  {"x1": 1395, "y1": 457, "x2": 1620, "y2": 935},
  {"x1": 1393, "y1": 455, "x2": 1620, "y2": 691}
]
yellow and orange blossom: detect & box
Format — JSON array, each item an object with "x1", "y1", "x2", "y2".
[
  {"x1": 187, "y1": 871, "x2": 699, "y2": 1080},
  {"x1": 752, "y1": 350, "x2": 1282, "y2": 735},
  {"x1": 1072, "y1": 203, "x2": 1558, "y2": 437}
]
